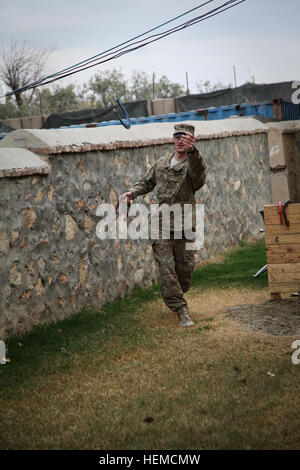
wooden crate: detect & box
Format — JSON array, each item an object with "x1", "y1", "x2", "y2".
[{"x1": 264, "y1": 203, "x2": 300, "y2": 298}]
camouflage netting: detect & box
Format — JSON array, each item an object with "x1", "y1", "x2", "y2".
[
  {"x1": 42, "y1": 100, "x2": 148, "y2": 129},
  {"x1": 26, "y1": 81, "x2": 299, "y2": 129},
  {"x1": 175, "y1": 81, "x2": 296, "y2": 112}
]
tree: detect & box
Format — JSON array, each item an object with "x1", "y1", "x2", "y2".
[
  {"x1": 130, "y1": 71, "x2": 184, "y2": 100},
  {"x1": 31, "y1": 84, "x2": 81, "y2": 115},
  {"x1": 196, "y1": 80, "x2": 232, "y2": 94},
  {"x1": 84, "y1": 68, "x2": 127, "y2": 108},
  {"x1": 0, "y1": 39, "x2": 53, "y2": 109},
  {"x1": 82, "y1": 69, "x2": 185, "y2": 107},
  {"x1": 0, "y1": 83, "x2": 83, "y2": 119},
  {"x1": 154, "y1": 75, "x2": 184, "y2": 99},
  {"x1": 130, "y1": 70, "x2": 152, "y2": 101},
  {"x1": 0, "y1": 97, "x2": 21, "y2": 120}
]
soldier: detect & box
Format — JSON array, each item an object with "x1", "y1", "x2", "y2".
[{"x1": 120, "y1": 123, "x2": 206, "y2": 327}]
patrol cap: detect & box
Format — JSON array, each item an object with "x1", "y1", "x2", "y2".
[{"x1": 173, "y1": 123, "x2": 195, "y2": 136}]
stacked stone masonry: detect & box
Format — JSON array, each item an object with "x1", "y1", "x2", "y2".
[
  {"x1": 0, "y1": 119, "x2": 275, "y2": 337},
  {"x1": 266, "y1": 121, "x2": 300, "y2": 203}
]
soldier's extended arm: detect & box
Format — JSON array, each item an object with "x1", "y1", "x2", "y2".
[
  {"x1": 187, "y1": 147, "x2": 207, "y2": 191},
  {"x1": 128, "y1": 164, "x2": 157, "y2": 199}
]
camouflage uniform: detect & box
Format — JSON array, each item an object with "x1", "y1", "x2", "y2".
[
  {"x1": 151, "y1": 235, "x2": 196, "y2": 312},
  {"x1": 129, "y1": 130, "x2": 206, "y2": 314}
]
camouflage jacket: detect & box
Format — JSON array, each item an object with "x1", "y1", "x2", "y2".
[{"x1": 128, "y1": 146, "x2": 206, "y2": 232}]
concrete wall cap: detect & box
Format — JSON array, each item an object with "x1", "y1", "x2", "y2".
[
  {"x1": 266, "y1": 120, "x2": 300, "y2": 133},
  {"x1": 0, "y1": 118, "x2": 268, "y2": 155},
  {"x1": 0, "y1": 147, "x2": 51, "y2": 178}
]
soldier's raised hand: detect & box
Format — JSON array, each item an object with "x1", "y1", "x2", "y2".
[
  {"x1": 119, "y1": 191, "x2": 133, "y2": 204},
  {"x1": 180, "y1": 133, "x2": 195, "y2": 151}
]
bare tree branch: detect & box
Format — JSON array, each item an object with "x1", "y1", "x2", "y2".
[{"x1": 0, "y1": 39, "x2": 54, "y2": 108}]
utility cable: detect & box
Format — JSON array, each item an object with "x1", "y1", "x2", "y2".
[
  {"x1": 1, "y1": 0, "x2": 215, "y2": 98},
  {"x1": 46, "y1": 0, "x2": 241, "y2": 81},
  {"x1": 2, "y1": 0, "x2": 245, "y2": 98},
  {"x1": 28, "y1": 0, "x2": 216, "y2": 88},
  {"x1": 28, "y1": 0, "x2": 245, "y2": 88}
]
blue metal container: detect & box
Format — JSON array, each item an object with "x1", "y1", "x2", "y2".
[
  {"x1": 282, "y1": 100, "x2": 300, "y2": 120},
  {"x1": 61, "y1": 100, "x2": 298, "y2": 129},
  {"x1": 4, "y1": 99, "x2": 287, "y2": 131}
]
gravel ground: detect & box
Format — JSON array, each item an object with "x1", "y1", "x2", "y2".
[{"x1": 224, "y1": 298, "x2": 300, "y2": 336}]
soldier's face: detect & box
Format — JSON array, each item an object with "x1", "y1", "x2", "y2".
[{"x1": 173, "y1": 133, "x2": 189, "y2": 153}]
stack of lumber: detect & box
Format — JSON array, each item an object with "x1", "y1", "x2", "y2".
[{"x1": 264, "y1": 203, "x2": 300, "y2": 298}]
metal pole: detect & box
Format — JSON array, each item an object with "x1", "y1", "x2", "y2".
[
  {"x1": 152, "y1": 72, "x2": 155, "y2": 100},
  {"x1": 39, "y1": 92, "x2": 45, "y2": 126},
  {"x1": 186, "y1": 72, "x2": 190, "y2": 95},
  {"x1": 233, "y1": 65, "x2": 237, "y2": 88}
]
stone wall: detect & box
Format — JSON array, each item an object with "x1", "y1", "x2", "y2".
[
  {"x1": 0, "y1": 119, "x2": 272, "y2": 337},
  {"x1": 266, "y1": 120, "x2": 300, "y2": 203}
]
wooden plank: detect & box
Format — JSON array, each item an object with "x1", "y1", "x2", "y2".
[
  {"x1": 264, "y1": 204, "x2": 300, "y2": 294},
  {"x1": 271, "y1": 293, "x2": 282, "y2": 300},
  {"x1": 264, "y1": 203, "x2": 300, "y2": 225},
  {"x1": 264, "y1": 204, "x2": 300, "y2": 212},
  {"x1": 268, "y1": 282, "x2": 300, "y2": 293},
  {"x1": 264, "y1": 223, "x2": 300, "y2": 235},
  {"x1": 268, "y1": 263, "x2": 300, "y2": 293},
  {"x1": 264, "y1": 203, "x2": 300, "y2": 214},
  {"x1": 265, "y1": 233, "x2": 300, "y2": 245},
  {"x1": 268, "y1": 269, "x2": 300, "y2": 283},
  {"x1": 266, "y1": 244, "x2": 300, "y2": 264},
  {"x1": 269, "y1": 263, "x2": 300, "y2": 272},
  {"x1": 264, "y1": 213, "x2": 300, "y2": 225},
  {"x1": 268, "y1": 273, "x2": 300, "y2": 283}
]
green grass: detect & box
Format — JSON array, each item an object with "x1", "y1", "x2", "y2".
[
  {"x1": 2, "y1": 239, "x2": 295, "y2": 451},
  {"x1": 192, "y1": 238, "x2": 268, "y2": 289},
  {"x1": 0, "y1": 287, "x2": 160, "y2": 392},
  {"x1": 1, "y1": 239, "x2": 268, "y2": 393}
]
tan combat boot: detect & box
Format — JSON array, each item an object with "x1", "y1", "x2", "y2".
[{"x1": 177, "y1": 306, "x2": 194, "y2": 328}]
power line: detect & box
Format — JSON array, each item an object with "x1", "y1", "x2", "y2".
[
  {"x1": 37, "y1": 0, "x2": 245, "y2": 86},
  {"x1": 2, "y1": 0, "x2": 215, "y2": 98},
  {"x1": 2, "y1": 0, "x2": 246, "y2": 98},
  {"x1": 29, "y1": 0, "x2": 216, "y2": 89},
  {"x1": 55, "y1": 0, "x2": 242, "y2": 79}
]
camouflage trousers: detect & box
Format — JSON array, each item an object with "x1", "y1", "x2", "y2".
[{"x1": 152, "y1": 235, "x2": 196, "y2": 312}]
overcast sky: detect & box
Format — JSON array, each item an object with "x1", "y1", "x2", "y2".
[{"x1": 1, "y1": 0, "x2": 299, "y2": 94}]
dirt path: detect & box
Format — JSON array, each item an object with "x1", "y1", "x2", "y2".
[
  {"x1": 224, "y1": 298, "x2": 300, "y2": 336},
  {"x1": 2, "y1": 285, "x2": 299, "y2": 450},
  {"x1": 187, "y1": 287, "x2": 300, "y2": 337}
]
